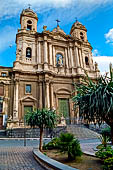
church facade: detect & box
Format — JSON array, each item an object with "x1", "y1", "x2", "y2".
[{"x1": 0, "y1": 8, "x2": 99, "y2": 128}]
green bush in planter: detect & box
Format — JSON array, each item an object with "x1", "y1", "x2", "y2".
[
  {"x1": 103, "y1": 157, "x2": 113, "y2": 170},
  {"x1": 95, "y1": 146, "x2": 113, "y2": 160},
  {"x1": 58, "y1": 133, "x2": 82, "y2": 160},
  {"x1": 43, "y1": 137, "x2": 60, "y2": 150},
  {"x1": 43, "y1": 132, "x2": 82, "y2": 160}
]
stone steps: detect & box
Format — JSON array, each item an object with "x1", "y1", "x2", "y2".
[
  {"x1": 66, "y1": 125, "x2": 100, "y2": 139},
  {"x1": 6, "y1": 126, "x2": 67, "y2": 138},
  {"x1": 0, "y1": 130, "x2": 6, "y2": 138}
]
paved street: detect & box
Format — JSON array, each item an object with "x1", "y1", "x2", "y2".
[
  {"x1": 80, "y1": 139, "x2": 101, "y2": 155},
  {"x1": 0, "y1": 138, "x2": 101, "y2": 169},
  {"x1": 0, "y1": 139, "x2": 47, "y2": 170}
]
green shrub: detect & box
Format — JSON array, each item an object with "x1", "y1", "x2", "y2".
[
  {"x1": 68, "y1": 139, "x2": 82, "y2": 160},
  {"x1": 58, "y1": 133, "x2": 75, "y2": 152},
  {"x1": 101, "y1": 127, "x2": 111, "y2": 143},
  {"x1": 43, "y1": 132, "x2": 82, "y2": 160},
  {"x1": 43, "y1": 137, "x2": 60, "y2": 150},
  {"x1": 103, "y1": 157, "x2": 113, "y2": 170},
  {"x1": 95, "y1": 146, "x2": 113, "y2": 160},
  {"x1": 99, "y1": 135, "x2": 110, "y2": 147},
  {"x1": 58, "y1": 133, "x2": 82, "y2": 160}
]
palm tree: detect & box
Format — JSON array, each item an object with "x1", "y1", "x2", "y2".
[
  {"x1": 25, "y1": 108, "x2": 57, "y2": 151},
  {"x1": 72, "y1": 64, "x2": 113, "y2": 144}
]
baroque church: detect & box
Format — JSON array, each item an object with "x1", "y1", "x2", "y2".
[{"x1": 0, "y1": 8, "x2": 99, "y2": 129}]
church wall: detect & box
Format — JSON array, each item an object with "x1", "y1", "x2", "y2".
[{"x1": 4, "y1": 8, "x2": 100, "y2": 128}]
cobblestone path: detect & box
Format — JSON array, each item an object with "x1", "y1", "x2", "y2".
[{"x1": 0, "y1": 147, "x2": 45, "y2": 170}]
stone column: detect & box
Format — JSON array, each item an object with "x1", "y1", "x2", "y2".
[
  {"x1": 22, "y1": 38, "x2": 26, "y2": 61},
  {"x1": 45, "y1": 81, "x2": 50, "y2": 108},
  {"x1": 32, "y1": 43, "x2": 35, "y2": 63},
  {"x1": 75, "y1": 46, "x2": 81, "y2": 73},
  {"x1": 39, "y1": 81, "x2": 43, "y2": 109},
  {"x1": 70, "y1": 47, "x2": 74, "y2": 68},
  {"x1": 78, "y1": 48, "x2": 83, "y2": 68},
  {"x1": 44, "y1": 37, "x2": 48, "y2": 70},
  {"x1": 50, "y1": 82, "x2": 54, "y2": 109},
  {"x1": 38, "y1": 41, "x2": 42, "y2": 71},
  {"x1": 65, "y1": 48, "x2": 68, "y2": 68},
  {"x1": 38, "y1": 42, "x2": 41, "y2": 63},
  {"x1": 68, "y1": 47, "x2": 71, "y2": 68},
  {"x1": 75, "y1": 46, "x2": 80, "y2": 67},
  {"x1": 88, "y1": 53, "x2": 92, "y2": 70},
  {"x1": 13, "y1": 80, "x2": 19, "y2": 120},
  {"x1": 49, "y1": 43, "x2": 53, "y2": 70},
  {"x1": 53, "y1": 46, "x2": 56, "y2": 67}
]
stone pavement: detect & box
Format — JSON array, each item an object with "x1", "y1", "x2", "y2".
[
  {"x1": 80, "y1": 139, "x2": 101, "y2": 156},
  {"x1": 0, "y1": 139, "x2": 46, "y2": 170},
  {"x1": 0, "y1": 138, "x2": 101, "y2": 170}
]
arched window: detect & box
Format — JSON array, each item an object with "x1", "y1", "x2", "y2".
[
  {"x1": 26, "y1": 47, "x2": 32, "y2": 58},
  {"x1": 56, "y1": 53, "x2": 63, "y2": 66},
  {"x1": 85, "y1": 56, "x2": 89, "y2": 66},
  {"x1": 80, "y1": 32, "x2": 84, "y2": 41},
  {"x1": 27, "y1": 20, "x2": 32, "y2": 30}
]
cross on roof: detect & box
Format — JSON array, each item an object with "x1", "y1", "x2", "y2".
[
  {"x1": 28, "y1": 4, "x2": 31, "y2": 9},
  {"x1": 75, "y1": 17, "x2": 78, "y2": 22},
  {"x1": 56, "y1": 19, "x2": 60, "y2": 27}
]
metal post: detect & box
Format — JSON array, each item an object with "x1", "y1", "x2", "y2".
[{"x1": 24, "y1": 117, "x2": 26, "y2": 146}]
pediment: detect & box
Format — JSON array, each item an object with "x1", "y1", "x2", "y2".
[
  {"x1": 55, "y1": 88, "x2": 71, "y2": 95},
  {"x1": 53, "y1": 34, "x2": 67, "y2": 41},
  {"x1": 20, "y1": 96, "x2": 37, "y2": 102}
]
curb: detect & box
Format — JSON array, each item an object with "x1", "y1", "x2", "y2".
[{"x1": 33, "y1": 148, "x2": 79, "y2": 170}]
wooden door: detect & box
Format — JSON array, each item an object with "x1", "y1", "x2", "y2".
[
  {"x1": 58, "y1": 98, "x2": 70, "y2": 124},
  {"x1": 24, "y1": 106, "x2": 33, "y2": 115}
]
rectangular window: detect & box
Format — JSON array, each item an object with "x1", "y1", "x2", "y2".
[
  {"x1": 1, "y1": 73, "x2": 7, "y2": 77},
  {"x1": 26, "y1": 84, "x2": 31, "y2": 93}
]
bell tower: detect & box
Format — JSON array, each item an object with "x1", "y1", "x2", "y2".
[
  {"x1": 20, "y1": 7, "x2": 38, "y2": 32},
  {"x1": 14, "y1": 8, "x2": 38, "y2": 71},
  {"x1": 70, "y1": 20, "x2": 87, "y2": 42}
]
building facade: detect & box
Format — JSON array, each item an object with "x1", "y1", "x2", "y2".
[{"x1": 0, "y1": 8, "x2": 99, "y2": 129}]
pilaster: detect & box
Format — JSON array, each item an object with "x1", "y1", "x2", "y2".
[
  {"x1": 13, "y1": 79, "x2": 19, "y2": 121},
  {"x1": 38, "y1": 41, "x2": 42, "y2": 71},
  {"x1": 45, "y1": 80, "x2": 50, "y2": 108},
  {"x1": 44, "y1": 36, "x2": 48, "y2": 70},
  {"x1": 39, "y1": 81, "x2": 43, "y2": 109}
]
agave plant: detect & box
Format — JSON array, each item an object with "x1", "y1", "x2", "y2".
[{"x1": 72, "y1": 64, "x2": 113, "y2": 144}]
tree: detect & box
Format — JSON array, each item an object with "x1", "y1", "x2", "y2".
[
  {"x1": 25, "y1": 108, "x2": 57, "y2": 151},
  {"x1": 72, "y1": 65, "x2": 113, "y2": 144}
]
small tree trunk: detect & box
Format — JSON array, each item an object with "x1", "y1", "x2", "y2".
[
  {"x1": 39, "y1": 127, "x2": 44, "y2": 151},
  {"x1": 111, "y1": 125, "x2": 113, "y2": 145}
]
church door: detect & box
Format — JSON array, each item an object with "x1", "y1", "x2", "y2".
[
  {"x1": 58, "y1": 98, "x2": 70, "y2": 124},
  {"x1": 24, "y1": 106, "x2": 33, "y2": 115}
]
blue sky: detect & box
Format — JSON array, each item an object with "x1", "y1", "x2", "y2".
[{"x1": 1, "y1": 0, "x2": 113, "y2": 74}]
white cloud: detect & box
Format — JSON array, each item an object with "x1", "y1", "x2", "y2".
[
  {"x1": 93, "y1": 56, "x2": 113, "y2": 74},
  {"x1": 92, "y1": 49, "x2": 100, "y2": 57},
  {"x1": 0, "y1": 0, "x2": 113, "y2": 20},
  {"x1": 105, "y1": 28, "x2": 113, "y2": 44},
  {"x1": 0, "y1": 0, "x2": 113, "y2": 53},
  {"x1": 0, "y1": 26, "x2": 16, "y2": 52}
]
